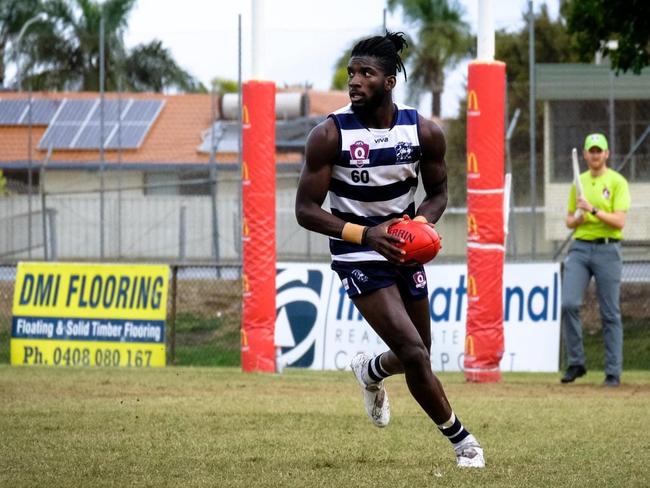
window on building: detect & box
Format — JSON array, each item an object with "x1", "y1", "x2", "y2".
[
  {"x1": 144, "y1": 171, "x2": 213, "y2": 196},
  {"x1": 550, "y1": 100, "x2": 650, "y2": 182},
  {"x1": 0, "y1": 169, "x2": 41, "y2": 194}
]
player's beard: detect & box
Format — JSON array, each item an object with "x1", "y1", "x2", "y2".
[{"x1": 351, "y1": 88, "x2": 389, "y2": 115}]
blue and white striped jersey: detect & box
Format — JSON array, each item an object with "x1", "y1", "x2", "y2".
[{"x1": 328, "y1": 103, "x2": 422, "y2": 263}]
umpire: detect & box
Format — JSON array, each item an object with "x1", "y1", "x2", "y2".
[{"x1": 560, "y1": 133, "x2": 631, "y2": 387}]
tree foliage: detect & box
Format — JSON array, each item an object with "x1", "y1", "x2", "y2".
[
  {"x1": 0, "y1": 0, "x2": 45, "y2": 87},
  {"x1": 563, "y1": 0, "x2": 650, "y2": 74},
  {"x1": 4, "y1": 0, "x2": 200, "y2": 92},
  {"x1": 388, "y1": 0, "x2": 472, "y2": 117}
]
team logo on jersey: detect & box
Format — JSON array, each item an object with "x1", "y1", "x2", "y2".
[
  {"x1": 349, "y1": 141, "x2": 370, "y2": 167},
  {"x1": 602, "y1": 187, "x2": 611, "y2": 199},
  {"x1": 413, "y1": 271, "x2": 427, "y2": 289},
  {"x1": 351, "y1": 269, "x2": 369, "y2": 283},
  {"x1": 395, "y1": 141, "x2": 414, "y2": 162}
]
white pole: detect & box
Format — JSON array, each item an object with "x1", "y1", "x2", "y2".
[
  {"x1": 477, "y1": 0, "x2": 495, "y2": 61},
  {"x1": 251, "y1": 0, "x2": 265, "y2": 79}
]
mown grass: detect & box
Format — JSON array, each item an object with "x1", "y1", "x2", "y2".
[{"x1": 0, "y1": 366, "x2": 649, "y2": 487}]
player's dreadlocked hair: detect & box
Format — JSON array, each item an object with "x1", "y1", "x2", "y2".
[{"x1": 350, "y1": 31, "x2": 408, "y2": 81}]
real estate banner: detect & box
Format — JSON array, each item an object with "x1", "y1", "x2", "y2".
[
  {"x1": 11, "y1": 262, "x2": 168, "y2": 367},
  {"x1": 275, "y1": 262, "x2": 560, "y2": 373}
]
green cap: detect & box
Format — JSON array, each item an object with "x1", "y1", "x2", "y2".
[{"x1": 584, "y1": 133, "x2": 609, "y2": 151}]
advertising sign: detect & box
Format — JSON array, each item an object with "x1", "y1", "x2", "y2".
[
  {"x1": 11, "y1": 262, "x2": 168, "y2": 367},
  {"x1": 276, "y1": 263, "x2": 560, "y2": 372}
]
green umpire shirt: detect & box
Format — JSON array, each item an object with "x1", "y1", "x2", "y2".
[{"x1": 568, "y1": 168, "x2": 631, "y2": 241}]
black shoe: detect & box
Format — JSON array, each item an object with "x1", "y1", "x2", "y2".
[
  {"x1": 603, "y1": 375, "x2": 620, "y2": 387},
  {"x1": 561, "y1": 365, "x2": 587, "y2": 383}
]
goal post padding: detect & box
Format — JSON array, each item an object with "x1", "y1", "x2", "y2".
[
  {"x1": 241, "y1": 80, "x2": 276, "y2": 373},
  {"x1": 465, "y1": 61, "x2": 506, "y2": 382}
]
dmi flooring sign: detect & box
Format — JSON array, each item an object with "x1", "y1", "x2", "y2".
[
  {"x1": 276, "y1": 262, "x2": 561, "y2": 372},
  {"x1": 11, "y1": 262, "x2": 168, "y2": 367}
]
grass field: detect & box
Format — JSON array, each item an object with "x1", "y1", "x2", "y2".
[{"x1": 1, "y1": 366, "x2": 649, "y2": 487}]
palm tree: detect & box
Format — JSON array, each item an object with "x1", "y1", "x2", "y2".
[
  {"x1": 388, "y1": 0, "x2": 472, "y2": 117},
  {"x1": 0, "y1": 0, "x2": 44, "y2": 88},
  {"x1": 124, "y1": 40, "x2": 202, "y2": 93},
  {"x1": 21, "y1": 0, "x2": 199, "y2": 92}
]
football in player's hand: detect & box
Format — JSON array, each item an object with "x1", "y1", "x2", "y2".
[{"x1": 387, "y1": 218, "x2": 441, "y2": 264}]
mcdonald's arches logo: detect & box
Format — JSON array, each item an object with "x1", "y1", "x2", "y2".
[
  {"x1": 465, "y1": 334, "x2": 475, "y2": 357},
  {"x1": 242, "y1": 104, "x2": 251, "y2": 128},
  {"x1": 243, "y1": 273, "x2": 251, "y2": 297},
  {"x1": 467, "y1": 90, "x2": 480, "y2": 116},
  {"x1": 467, "y1": 274, "x2": 479, "y2": 302},
  {"x1": 241, "y1": 328, "x2": 249, "y2": 351},
  {"x1": 467, "y1": 213, "x2": 479, "y2": 240},
  {"x1": 242, "y1": 217, "x2": 250, "y2": 242},
  {"x1": 242, "y1": 161, "x2": 250, "y2": 185},
  {"x1": 467, "y1": 152, "x2": 479, "y2": 178}
]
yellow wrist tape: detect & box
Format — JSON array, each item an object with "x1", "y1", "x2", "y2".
[
  {"x1": 413, "y1": 215, "x2": 428, "y2": 223},
  {"x1": 341, "y1": 222, "x2": 367, "y2": 244}
]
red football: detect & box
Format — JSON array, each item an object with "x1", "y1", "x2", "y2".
[{"x1": 387, "y1": 219, "x2": 442, "y2": 264}]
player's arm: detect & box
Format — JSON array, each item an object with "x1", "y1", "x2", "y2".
[
  {"x1": 414, "y1": 115, "x2": 448, "y2": 224},
  {"x1": 295, "y1": 118, "x2": 348, "y2": 238},
  {"x1": 295, "y1": 118, "x2": 405, "y2": 262}
]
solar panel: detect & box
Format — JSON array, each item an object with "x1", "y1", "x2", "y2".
[
  {"x1": 38, "y1": 98, "x2": 164, "y2": 150},
  {"x1": 89, "y1": 100, "x2": 124, "y2": 122},
  {"x1": 107, "y1": 124, "x2": 149, "y2": 149},
  {"x1": 0, "y1": 100, "x2": 27, "y2": 124},
  {"x1": 39, "y1": 125, "x2": 80, "y2": 150},
  {"x1": 73, "y1": 123, "x2": 117, "y2": 149},
  {"x1": 124, "y1": 100, "x2": 163, "y2": 122},
  {"x1": 0, "y1": 99, "x2": 61, "y2": 125},
  {"x1": 55, "y1": 99, "x2": 97, "y2": 122},
  {"x1": 25, "y1": 100, "x2": 61, "y2": 124}
]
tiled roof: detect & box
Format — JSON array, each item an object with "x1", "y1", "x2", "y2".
[{"x1": 0, "y1": 91, "x2": 305, "y2": 166}]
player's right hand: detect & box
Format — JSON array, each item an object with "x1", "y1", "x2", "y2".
[{"x1": 365, "y1": 217, "x2": 406, "y2": 264}]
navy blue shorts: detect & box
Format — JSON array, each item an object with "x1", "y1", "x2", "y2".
[{"x1": 331, "y1": 261, "x2": 429, "y2": 299}]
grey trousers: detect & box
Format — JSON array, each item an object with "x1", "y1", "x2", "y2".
[{"x1": 561, "y1": 239, "x2": 623, "y2": 377}]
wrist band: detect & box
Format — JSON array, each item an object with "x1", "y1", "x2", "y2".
[
  {"x1": 413, "y1": 215, "x2": 428, "y2": 223},
  {"x1": 341, "y1": 222, "x2": 367, "y2": 245},
  {"x1": 361, "y1": 226, "x2": 370, "y2": 245}
]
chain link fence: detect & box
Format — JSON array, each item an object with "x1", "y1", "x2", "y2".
[{"x1": 2, "y1": 66, "x2": 650, "y2": 367}]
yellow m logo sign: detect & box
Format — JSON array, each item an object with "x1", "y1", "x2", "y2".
[
  {"x1": 467, "y1": 275, "x2": 477, "y2": 296},
  {"x1": 242, "y1": 105, "x2": 250, "y2": 125},
  {"x1": 467, "y1": 90, "x2": 479, "y2": 112},
  {"x1": 242, "y1": 161, "x2": 250, "y2": 181},
  {"x1": 467, "y1": 152, "x2": 478, "y2": 173},
  {"x1": 242, "y1": 217, "x2": 249, "y2": 237},
  {"x1": 467, "y1": 214, "x2": 478, "y2": 234},
  {"x1": 465, "y1": 334, "x2": 475, "y2": 356}
]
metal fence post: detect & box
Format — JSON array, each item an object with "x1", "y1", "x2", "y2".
[
  {"x1": 169, "y1": 264, "x2": 178, "y2": 366},
  {"x1": 179, "y1": 205, "x2": 186, "y2": 262}
]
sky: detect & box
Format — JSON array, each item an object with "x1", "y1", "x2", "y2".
[{"x1": 124, "y1": 0, "x2": 560, "y2": 118}]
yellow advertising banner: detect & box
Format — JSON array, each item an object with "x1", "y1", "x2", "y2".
[{"x1": 11, "y1": 262, "x2": 168, "y2": 367}]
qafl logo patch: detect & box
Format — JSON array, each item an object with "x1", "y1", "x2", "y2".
[
  {"x1": 349, "y1": 141, "x2": 370, "y2": 167},
  {"x1": 602, "y1": 187, "x2": 611, "y2": 199},
  {"x1": 413, "y1": 270, "x2": 427, "y2": 289}
]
